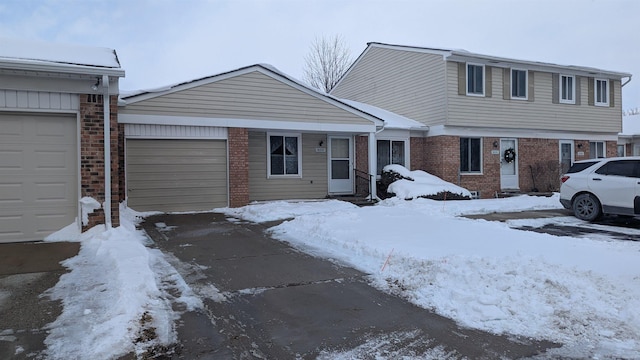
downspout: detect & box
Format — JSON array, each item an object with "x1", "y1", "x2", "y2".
[
  {"x1": 621, "y1": 75, "x2": 632, "y2": 88},
  {"x1": 103, "y1": 75, "x2": 112, "y2": 228},
  {"x1": 369, "y1": 122, "x2": 385, "y2": 201}
]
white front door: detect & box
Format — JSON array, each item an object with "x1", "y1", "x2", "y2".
[
  {"x1": 500, "y1": 138, "x2": 519, "y2": 190},
  {"x1": 328, "y1": 136, "x2": 353, "y2": 194},
  {"x1": 559, "y1": 140, "x2": 574, "y2": 174}
]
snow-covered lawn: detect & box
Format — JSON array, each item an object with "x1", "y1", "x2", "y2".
[{"x1": 222, "y1": 195, "x2": 640, "y2": 359}]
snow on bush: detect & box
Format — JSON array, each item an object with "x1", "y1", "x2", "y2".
[{"x1": 383, "y1": 164, "x2": 472, "y2": 200}]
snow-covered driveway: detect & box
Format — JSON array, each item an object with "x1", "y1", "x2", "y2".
[{"x1": 221, "y1": 194, "x2": 640, "y2": 359}]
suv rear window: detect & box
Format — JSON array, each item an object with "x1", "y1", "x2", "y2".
[
  {"x1": 595, "y1": 160, "x2": 640, "y2": 178},
  {"x1": 566, "y1": 161, "x2": 599, "y2": 174}
]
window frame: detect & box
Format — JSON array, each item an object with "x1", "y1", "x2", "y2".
[
  {"x1": 267, "y1": 132, "x2": 302, "y2": 178},
  {"x1": 559, "y1": 74, "x2": 576, "y2": 104},
  {"x1": 376, "y1": 138, "x2": 408, "y2": 176},
  {"x1": 595, "y1": 78, "x2": 609, "y2": 107},
  {"x1": 510, "y1": 68, "x2": 528, "y2": 100},
  {"x1": 460, "y1": 137, "x2": 483, "y2": 174},
  {"x1": 589, "y1": 141, "x2": 605, "y2": 159},
  {"x1": 466, "y1": 63, "x2": 485, "y2": 97}
]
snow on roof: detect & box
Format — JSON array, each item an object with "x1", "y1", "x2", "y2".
[
  {"x1": 338, "y1": 99, "x2": 426, "y2": 130},
  {"x1": 622, "y1": 115, "x2": 640, "y2": 135},
  {"x1": 0, "y1": 37, "x2": 121, "y2": 69}
]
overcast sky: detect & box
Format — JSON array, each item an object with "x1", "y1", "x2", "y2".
[{"x1": 1, "y1": 0, "x2": 639, "y2": 111}]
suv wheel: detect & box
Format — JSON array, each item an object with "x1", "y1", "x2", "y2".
[{"x1": 572, "y1": 193, "x2": 602, "y2": 221}]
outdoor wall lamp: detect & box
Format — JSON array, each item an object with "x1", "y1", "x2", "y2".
[
  {"x1": 493, "y1": 141, "x2": 499, "y2": 148},
  {"x1": 577, "y1": 144, "x2": 583, "y2": 149},
  {"x1": 319, "y1": 140, "x2": 324, "y2": 146},
  {"x1": 91, "y1": 78, "x2": 100, "y2": 91}
]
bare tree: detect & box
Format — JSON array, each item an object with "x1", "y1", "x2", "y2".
[{"x1": 303, "y1": 35, "x2": 352, "y2": 93}]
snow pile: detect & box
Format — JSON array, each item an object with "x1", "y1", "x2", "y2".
[
  {"x1": 44, "y1": 203, "x2": 201, "y2": 359},
  {"x1": 218, "y1": 199, "x2": 358, "y2": 223},
  {"x1": 80, "y1": 196, "x2": 102, "y2": 226},
  {"x1": 383, "y1": 164, "x2": 472, "y2": 199},
  {"x1": 228, "y1": 197, "x2": 640, "y2": 358}
]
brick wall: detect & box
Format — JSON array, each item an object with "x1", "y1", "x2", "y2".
[
  {"x1": 80, "y1": 94, "x2": 120, "y2": 230},
  {"x1": 410, "y1": 137, "x2": 426, "y2": 170},
  {"x1": 228, "y1": 127, "x2": 249, "y2": 207}
]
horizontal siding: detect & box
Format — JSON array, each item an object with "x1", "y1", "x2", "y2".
[
  {"x1": 445, "y1": 62, "x2": 623, "y2": 133},
  {"x1": 125, "y1": 124, "x2": 227, "y2": 139},
  {"x1": 121, "y1": 71, "x2": 371, "y2": 126},
  {"x1": 126, "y1": 139, "x2": 228, "y2": 212},
  {"x1": 331, "y1": 46, "x2": 447, "y2": 126},
  {"x1": 248, "y1": 131, "x2": 327, "y2": 201},
  {"x1": 0, "y1": 90, "x2": 79, "y2": 110}
]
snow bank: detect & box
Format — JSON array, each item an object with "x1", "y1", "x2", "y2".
[
  {"x1": 229, "y1": 197, "x2": 640, "y2": 358},
  {"x1": 383, "y1": 164, "x2": 472, "y2": 199},
  {"x1": 44, "y1": 203, "x2": 200, "y2": 359},
  {"x1": 217, "y1": 199, "x2": 357, "y2": 223}
]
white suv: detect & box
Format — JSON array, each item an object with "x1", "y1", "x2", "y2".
[{"x1": 559, "y1": 157, "x2": 640, "y2": 221}]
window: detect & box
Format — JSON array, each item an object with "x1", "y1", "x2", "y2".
[
  {"x1": 560, "y1": 75, "x2": 575, "y2": 104},
  {"x1": 268, "y1": 134, "x2": 301, "y2": 176},
  {"x1": 589, "y1": 141, "x2": 605, "y2": 159},
  {"x1": 617, "y1": 144, "x2": 625, "y2": 157},
  {"x1": 377, "y1": 140, "x2": 405, "y2": 175},
  {"x1": 595, "y1": 160, "x2": 639, "y2": 178},
  {"x1": 467, "y1": 64, "x2": 484, "y2": 96},
  {"x1": 511, "y1": 69, "x2": 527, "y2": 99},
  {"x1": 460, "y1": 138, "x2": 482, "y2": 173},
  {"x1": 595, "y1": 79, "x2": 609, "y2": 106}
]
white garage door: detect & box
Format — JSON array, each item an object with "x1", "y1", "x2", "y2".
[
  {"x1": 0, "y1": 113, "x2": 78, "y2": 243},
  {"x1": 126, "y1": 139, "x2": 228, "y2": 212}
]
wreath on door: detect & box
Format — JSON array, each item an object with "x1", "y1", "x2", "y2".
[{"x1": 504, "y1": 148, "x2": 516, "y2": 163}]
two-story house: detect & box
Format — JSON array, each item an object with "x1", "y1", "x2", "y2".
[{"x1": 330, "y1": 42, "x2": 632, "y2": 198}]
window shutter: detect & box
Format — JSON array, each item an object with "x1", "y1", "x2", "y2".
[
  {"x1": 485, "y1": 66, "x2": 492, "y2": 97},
  {"x1": 587, "y1": 77, "x2": 594, "y2": 106},
  {"x1": 458, "y1": 63, "x2": 466, "y2": 95},
  {"x1": 575, "y1": 76, "x2": 581, "y2": 105},
  {"x1": 527, "y1": 71, "x2": 535, "y2": 102},
  {"x1": 610, "y1": 80, "x2": 616, "y2": 107},
  {"x1": 503, "y1": 68, "x2": 510, "y2": 100},
  {"x1": 552, "y1": 73, "x2": 559, "y2": 104}
]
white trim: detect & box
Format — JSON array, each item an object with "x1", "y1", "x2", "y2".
[
  {"x1": 589, "y1": 140, "x2": 606, "y2": 159},
  {"x1": 510, "y1": 68, "x2": 528, "y2": 100},
  {"x1": 559, "y1": 140, "x2": 575, "y2": 166},
  {"x1": 595, "y1": 78, "x2": 609, "y2": 107},
  {"x1": 375, "y1": 136, "x2": 410, "y2": 174},
  {"x1": 266, "y1": 132, "x2": 302, "y2": 178},
  {"x1": 460, "y1": 137, "x2": 483, "y2": 174},
  {"x1": 559, "y1": 74, "x2": 576, "y2": 104},
  {"x1": 426, "y1": 124, "x2": 619, "y2": 141},
  {"x1": 118, "y1": 113, "x2": 377, "y2": 133},
  {"x1": 327, "y1": 135, "x2": 354, "y2": 195},
  {"x1": 466, "y1": 63, "x2": 485, "y2": 97}
]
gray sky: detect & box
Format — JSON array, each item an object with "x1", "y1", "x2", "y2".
[{"x1": 1, "y1": 0, "x2": 638, "y2": 111}]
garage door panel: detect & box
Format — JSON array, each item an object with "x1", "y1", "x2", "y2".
[
  {"x1": 0, "y1": 113, "x2": 77, "y2": 242},
  {"x1": 127, "y1": 139, "x2": 228, "y2": 212}
]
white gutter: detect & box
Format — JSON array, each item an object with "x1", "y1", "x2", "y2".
[
  {"x1": 103, "y1": 75, "x2": 112, "y2": 228},
  {"x1": 622, "y1": 75, "x2": 632, "y2": 87}
]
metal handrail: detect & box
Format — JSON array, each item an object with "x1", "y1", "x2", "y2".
[{"x1": 353, "y1": 168, "x2": 372, "y2": 198}]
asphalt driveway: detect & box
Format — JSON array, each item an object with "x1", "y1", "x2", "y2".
[{"x1": 141, "y1": 212, "x2": 556, "y2": 359}]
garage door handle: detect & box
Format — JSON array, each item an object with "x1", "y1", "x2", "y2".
[{"x1": 592, "y1": 178, "x2": 602, "y2": 181}]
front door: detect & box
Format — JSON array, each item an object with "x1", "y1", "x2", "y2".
[
  {"x1": 559, "y1": 140, "x2": 574, "y2": 175},
  {"x1": 500, "y1": 138, "x2": 519, "y2": 190},
  {"x1": 328, "y1": 136, "x2": 353, "y2": 194}
]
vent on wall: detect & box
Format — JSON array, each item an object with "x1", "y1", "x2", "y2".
[{"x1": 469, "y1": 191, "x2": 480, "y2": 199}]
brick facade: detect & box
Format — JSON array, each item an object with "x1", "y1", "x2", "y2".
[
  {"x1": 228, "y1": 127, "x2": 249, "y2": 207},
  {"x1": 80, "y1": 94, "x2": 120, "y2": 230}
]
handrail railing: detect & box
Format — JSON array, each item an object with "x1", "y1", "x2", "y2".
[{"x1": 353, "y1": 168, "x2": 372, "y2": 199}]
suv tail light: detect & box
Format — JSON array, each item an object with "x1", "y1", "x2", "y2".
[{"x1": 561, "y1": 175, "x2": 570, "y2": 183}]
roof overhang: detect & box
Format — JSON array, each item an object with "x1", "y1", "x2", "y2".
[{"x1": 0, "y1": 58, "x2": 125, "y2": 78}]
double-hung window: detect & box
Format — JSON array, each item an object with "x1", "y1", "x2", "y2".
[
  {"x1": 560, "y1": 74, "x2": 575, "y2": 104},
  {"x1": 467, "y1": 64, "x2": 484, "y2": 96},
  {"x1": 460, "y1": 138, "x2": 482, "y2": 173},
  {"x1": 511, "y1": 69, "x2": 527, "y2": 99},
  {"x1": 595, "y1": 78, "x2": 609, "y2": 106},
  {"x1": 377, "y1": 140, "x2": 405, "y2": 175},
  {"x1": 268, "y1": 133, "x2": 301, "y2": 177},
  {"x1": 589, "y1": 141, "x2": 605, "y2": 159}
]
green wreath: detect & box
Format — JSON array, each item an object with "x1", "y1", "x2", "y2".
[{"x1": 504, "y1": 148, "x2": 516, "y2": 163}]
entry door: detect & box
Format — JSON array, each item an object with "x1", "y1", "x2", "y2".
[
  {"x1": 500, "y1": 138, "x2": 519, "y2": 190},
  {"x1": 559, "y1": 140, "x2": 574, "y2": 174},
  {"x1": 328, "y1": 136, "x2": 353, "y2": 194}
]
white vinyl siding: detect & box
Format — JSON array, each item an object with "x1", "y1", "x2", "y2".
[
  {"x1": 0, "y1": 90, "x2": 79, "y2": 110},
  {"x1": 445, "y1": 62, "x2": 622, "y2": 134},
  {"x1": 330, "y1": 46, "x2": 446, "y2": 126},
  {"x1": 249, "y1": 132, "x2": 328, "y2": 201},
  {"x1": 121, "y1": 71, "x2": 371, "y2": 126}
]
